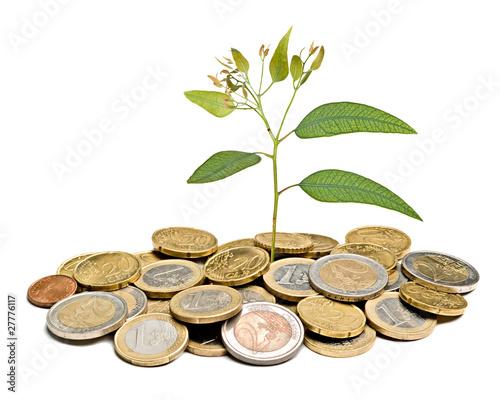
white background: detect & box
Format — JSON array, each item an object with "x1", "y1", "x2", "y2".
[{"x1": 2, "y1": 1, "x2": 499, "y2": 399}]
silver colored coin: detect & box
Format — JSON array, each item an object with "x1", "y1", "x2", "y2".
[
  {"x1": 402, "y1": 250, "x2": 479, "y2": 293},
  {"x1": 309, "y1": 254, "x2": 388, "y2": 302},
  {"x1": 46, "y1": 292, "x2": 128, "y2": 340},
  {"x1": 111, "y1": 286, "x2": 148, "y2": 320},
  {"x1": 221, "y1": 302, "x2": 304, "y2": 366},
  {"x1": 386, "y1": 260, "x2": 408, "y2": 292},
  {"x1": 179, "y1": 290, "x2": 232, "y2": 313}
]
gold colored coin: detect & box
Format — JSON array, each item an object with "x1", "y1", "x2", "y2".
[
  {"x1": 185, "y1": 322, "x2": 227, "y2": 357},
  {"x1": 169, "y1": 285, "x2": 243, "y2": 324},
  {"x1": 237, "y1": 285, "x2": 276, "y2": 304},
  {"x1": 263, "y1": 258, "x2": 317, "y2": 302},
  {"x1": 114, "y1": 313, "x2": 188, "y2": 367},
  {"x1": 276, "y1": 299, "x2": 298, "y2": 314},
  {"x1": 147, "y1": 299, "x2": 171, "y2": 314},
  {"x1": 152, "y1": 227, "x2": 218, "y2": 258},
  {"x1": 331, "y1": 243, "x2": 397, "y2": 272},
  {"x1": 134, "y1": 260, "x2": 204, "y2": 298},
  {"x1": 215, "y1": 238, "x2": 255, "y2": 254},
  {"x1": 133, "y1": 250, "x2": 171, "y2": 268},
  {"x1": 399, "y1": 282, "x2": 467, "y2": 316},
  {"x1": 297, "y1": 295, "x2": 366, "y2": 338},
  {"x1": 74, "y1": 251, "x2": 140, "y2": 291},
  {"x1": 57, "y1": 252, "x2": 96, "y2": 278},
  {"x1": 304, "y1": 325, "x2": 376, "y2": 358},
  {"x1": 297, "y1": 233, "x2": 339, "y2": 258},
  {"x1": 387, "y1": 269, "x2": 399, "y2": 286},
  {"x1": 365, "y1": 292, "x2": 437, "y2": 340},
  {"x1": 204, "y1": 247, "x2": 270, "y2": 286},
  {"x1": 345, "y1": 226, "x2": 411, "y2": 259},
  {"x1": 254, "y1": 232, "x2": 314, "y2": 254}
]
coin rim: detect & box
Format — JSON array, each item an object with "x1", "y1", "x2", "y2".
[
  {"x1": 237, "y1": 285, "x2": 276, "y2": 304},
  {"x1": 185, "y1": 322, "x2": 228, "y2": 357},
  {"x1": 331, "y1": 242, "x2": 397, "y2": 272},
  {"x1": 152, "y1": 227, "x2": 218, "y2": 258},
  {"x1": 254, "y1": 232, "x2": 314, "y2": 254},
  {"x1": 296, "y1": 233, "x2": 340, "y2": 258},
  {"x1": 345, "y1": 225, "x2": 411, "y2": 259},
  {"x1": 27, "y1": 275, "x2": 78, "y2": 308},
  {"x1": 111, "y1": 286, "x2": 148, "y2": 320}
]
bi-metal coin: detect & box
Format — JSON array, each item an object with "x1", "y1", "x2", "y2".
[
  {"x1": 386, "y1": 260, "x2": 408, "y2": 292},
  {"x1": 46, "y1": 292, "x2": 128, "y2": 340},
  {"x1": 402, "y1": 251, "x2": 479, "y2": 293},
  {"x1": 309, "y1": 254, "x2": 388, "y2": 302},
  {"x1": 134, "y1": 260, "x2": 204, "y2": 298},
  {"x1": 331, "y1": 243, "x2": 397, "y2": 272},
  {"x1": 27, "y1": 275, "x2": 78, "y2": 308},
  {"x1": 237, "y1": 285, "x2": 276, "y2": 304},
  {"x1": 365, "y1": 292, "x2": 437, "y2": 340},
  {"x1": 110, "y1": 286, "x2": 148, "y2": 320},
  {"x1": 114, "y1": 313, "x2": 188, "y2": 366},
  {"x1": 296, "y1": 233, "x2": 339, "y2": 258},
  {"x1": 152, "y1": 227, "x2": 218, "y2": 258},
  {"x1": 254, "y1": 232, "x2": 314, "y2": 254},
  {"x1": 345, "y1": 226, "x2": 411, "y2": 259},
  {"x1": 221, "y1": 302, "x2": 304, "y2": 366}
]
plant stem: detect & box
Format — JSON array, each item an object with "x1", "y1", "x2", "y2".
[{"x1": 271, "y1": 138, "x2": 279, "y2": 262}]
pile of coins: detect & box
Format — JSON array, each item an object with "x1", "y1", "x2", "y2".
[{"x1": 27, "y1": 225, "x2": 479, "y2": 366}]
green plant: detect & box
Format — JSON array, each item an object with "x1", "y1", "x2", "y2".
[{"x1": 184, "y1": 27, "x2": 422, "y2": 262}]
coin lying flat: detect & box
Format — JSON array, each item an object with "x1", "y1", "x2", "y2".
[
  {"x1": 47, "y1": 292, "x2": 128, "y2": 340},
  {"x1": 221, "y1": 302, "x2": 304, "y2": 366},
  {"x1": 186, "y1": 322, "x2": 227, "y2": 357},
  {"x1": 402, "y1": 251, "x2": 479, "y2": 293},
  {"x1": 386, "y1": 261, "x2": 408, "y2": 292},
  {"x1": 263, "y1": 258, "x2": 317, "y2": 302},
  {"x1": 110, "y1": 286, "x2": 148, "y2": 320},
  {"x1": 297, "y1": 295, "x2": 366, "y2": 338},
  {"x1": 169, "y1": 285, "x2": 243, "y2": 324},
  {"x1": 204, "y1": 247, "x2": 270, "y2": 286},
  {"x1": 147, "y1": 299, "x2": 170, "y2": 314},
  {"x1": 74, "y1": 251, "x2": 140, "y2": 291},
  {"x1": 345, "y1": 226, "x2": 411, "y2": 259},
  {"x1": 134, "y1": 260, "x2": 204, "y2": 298},
  {"x1": 331, "y1": 243, "x2": 397, "y2": 272},
  {"x1": 309, "y1": 254, "x2": 388, "y2": 302},
  {"x1": 133, "y1": 250, "x2": 171, "y2": 268},
  {"x1": 152, "y1": 227, "x2": 218, "y2": 258},
  {"x1": 114, "y1": 313, "x2": 188, "y2": 366},
  {"x1": 215, "y1": 238, "x2": 255, "y2": 254},
  {"x1": 237, "y1": 285, "x2": 276, "y2": 304},
  {"x1": 57, "y1": 253, "x2": 96, "y2": 278},
  {"x1": 365, "y1": 292, "x2": 437, "y2": 340},
  {"x1": 304, "y1": 325, "x2": 376, "y2": 358},
  {"x1": 254, "y1": 232, "x2": 314, "y2": 254},
  {"x1": 28, "y1": 275, "x2": 78, "y2": 308},
  {"x1": 296, "y1": 233, "x2": 339, "y2": 258},
  {"x1": 399, "y1": 281, "x2": 467, "y2": 316}
]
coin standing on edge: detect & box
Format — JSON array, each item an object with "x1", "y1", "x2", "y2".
[
  {"x1": 254, "y1": 232, "x2": 314, "y2": 254},
  {"x1": 237, "y1": 285, "x2": 276, "y2": 304},
  {"x1": 263, "y1": 258, "x2": 317, "y2": 302},
  {"x1": 185, "y1": 322, "x2": 227, "y2": 357},
  {"x1": 402, "y1": 251, "x2": 479, "y2": 293},
  {"x1": 114, "y1": 313, "x2": 188, "y2": 366},
  {"x1": 169, "y1": 285, "x2": 243, "y2": 324},
  {"x1": 134, "y1": 260, "x2": 204, "y2": 298},
  {"x1": 297, "y1": 233, "x2": 339, "y2": 258},
  {"x1": 152, "y1": 227, "x2": 218, "y2": 258},
  {"x1": 331, "y1": 243, "x2": 397, "y2": 272},
  {"x1": 399, "y1": 281, "x2": 468, "y2": 316},
  {"x1": 74, "y1": 251, "x2": 141, "y2": 291},
  {"x1": 28, "y1": 275, "x2": 78, "y2": 308},
  {"x1": 110, "y1": 286, "x2": 148, "y2": 320},
  {"x1": 304, "y1": 325, "x2": 377, "y2": 358},
  {"x1": 221, "y1": 302, "x2": 304, "y2": 366},
  {"x1": 309, "y1": 254, "x2": 388, "y2": 302},
  {"x1": 47, "y1": 292, "x2": 128, "y2": 340},
  {"x1": 345, "y1": 226, "x2": 411, "y2": 259},
  {"x1": 297, "y1": 295, "x2": 366, "y2": 338},
  {"x1": 204, "y1": 247, "x2": 270, "y2": 286},
  {"x1": 365, "y1": 292, "x2": 437, "y2": 340}
]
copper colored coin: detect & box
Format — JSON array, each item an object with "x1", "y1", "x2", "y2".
[{"x1": 27, "y1": 275, "x2": 78, "y2": 308}]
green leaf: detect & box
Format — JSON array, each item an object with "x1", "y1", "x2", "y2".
[
  {"x1": 231, "y1": 48, "x2": 250, "y2": 75},
  {"x1": 299, "y1": 169, "x2": 422, "y2": 220},
  {"x1": 290, "y1": 55, "x2": 303, "y2": 82},
  {"x1": 295, "y1": 102, "x2": 417, "y2": 138},
  {"x1": 184, "y1": 90, "x2": 235, "y2": 118},
  {"x1": 187, "y1": 151, "x2": 262, "y2": 184},
  {"x1": 269, "y1": 27, "x2": 292, "y2": 83},
  {"x1": 310, "y1": 45, "x2": 325, "y2": 70},
  {"x1": 300, "y1": 70, "x2": 312, "y2": 87}
]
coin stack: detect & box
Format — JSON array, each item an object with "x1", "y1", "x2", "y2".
[{"x1": 27, "y1": 225, "x2": 479, "y2": 366}]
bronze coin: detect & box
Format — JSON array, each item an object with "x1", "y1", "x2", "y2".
[{"x1": 27, "y1": 275, "x2": 78, "y2": 308}]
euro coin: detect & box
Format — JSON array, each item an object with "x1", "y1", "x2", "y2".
[
  {"x1": 331, "y1": 243, "x2": 397, "y2": 272},
  {"x1": 365, "y1": 292, "x2": 437, "y2": 340},
  {"x1": 309, "y1": 254, "x2": 388, "y2": 302},
  {"x1": 46, "y1": 292, "x2": 128, "y2": 340},
  {"x1": 296, "y1": 233, "x2": 339, "y2": 258},
  {"x1": 254, "y1": 232, "x2": 313, "y2": 254},
  {"x1": 110, "y1": 286, "x2": 148, "y2": 320},
  {"x1": 402, "y1": 250, "x2": 479, "y2": 293},
  {"x1": 152, "y1": 227, "x2": 218, "y2": 258},
  {"x1": 215, "y1": 238, "x2": 255, "y2": 254},
  {"x1": 134, "y1": 260, "x2": 204, "y2": 298},
  {"x1": 147, "y1": 299, "x2": 171, "y2": 314},
  {"x1": 185, "y1": 322, "x2": 227, "y2": 357},
  {"x1": 169, "y1": 285, "x2": 243, "y2": 324},
  {"x1": 56, "y1": 252, "x2": 96, "y2": 278},
  {"x1": 237, "y1": 285, "x2": 275, "y2": 304},
  {"x1": 28, "y1": 275, "x2": 78, "y2": 308},
  {"x1": 345, "y1": 226, "x2": 411, "y2": 259},
  {"x1": 386, "y1": 261, "x2": 408, "y2": 292},
  {"x1": 114, "y1": 313, "x2": 188, "y2": 366},
  {"x1": 133, "y1": 250, "x2": 171, "y2": 268},
  {"x1": 221, "y1": 302, "x2": 304, "y2": 365}
]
